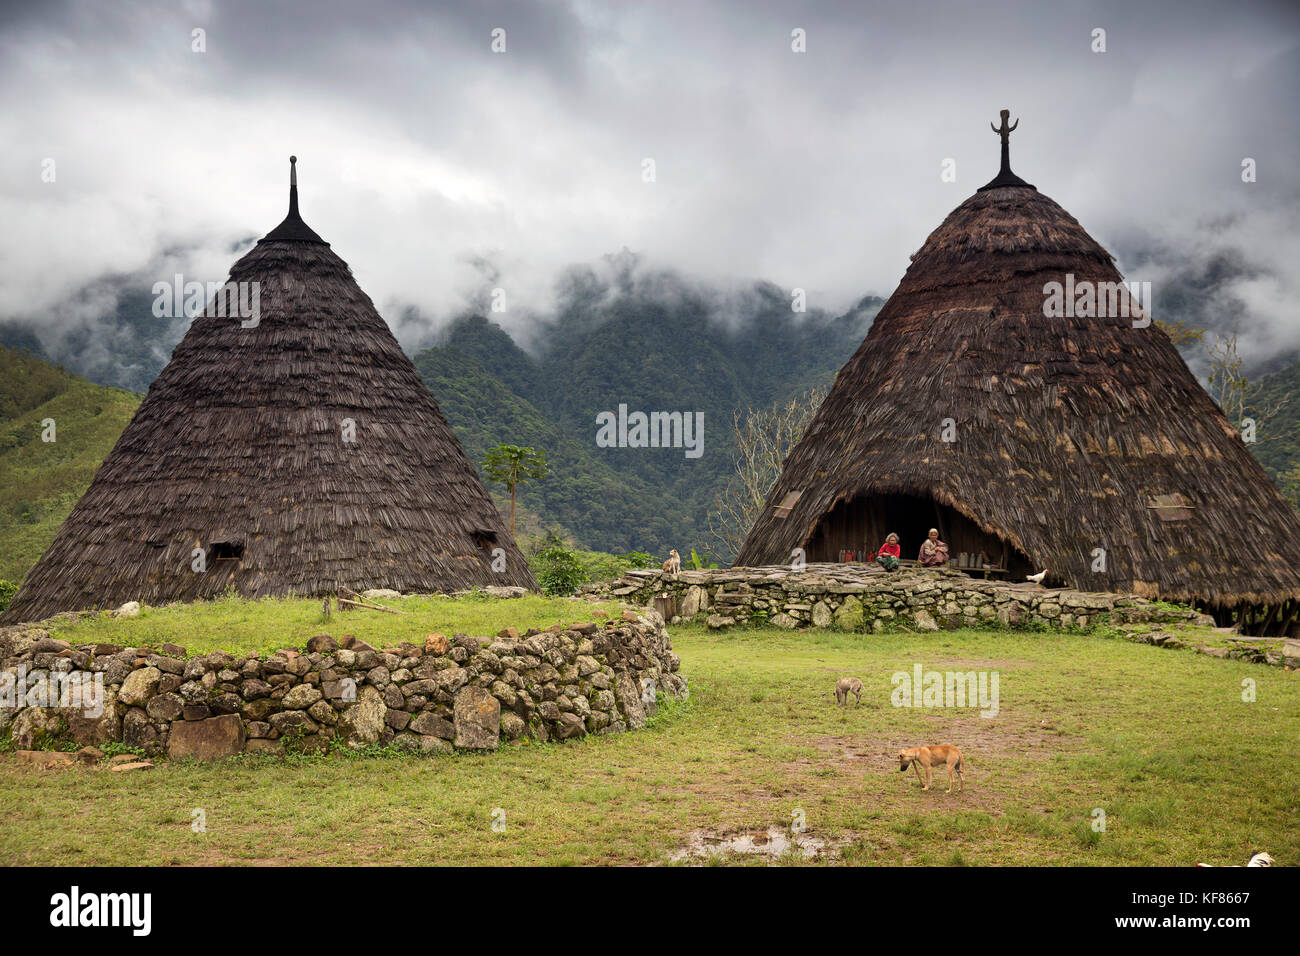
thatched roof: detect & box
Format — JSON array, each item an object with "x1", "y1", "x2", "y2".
[
  {"x1": 737, "y1": 122, "x2": 1300, "y2": 607},
  {"x1": 3, "y1": 158, "x2": 535, "y2": 623}
]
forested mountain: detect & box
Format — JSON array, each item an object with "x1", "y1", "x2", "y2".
[
  {"x1": 412, "y1": 343, "x2": 677, "y2": 553},
  {"x1": 0, "y1": 347, "x2": 139, "y2": 581},
  {"x1": 0, "y1": 284, "x2": 189, "y2": 395},
  {"x1": 0, "y1": 272, "x2": 879, "y2": 575},
  {"x1": 1249, "y1": 359, "x2": 1300, "y2": 497},
  {"x1": 5, "y1": 258, "x2": 1298, "y2": 579},
  {"x1": 413, "y1": 269, "x2": 881, "y2": 556}
]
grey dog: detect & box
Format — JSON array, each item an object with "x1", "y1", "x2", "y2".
[{"x1": 835, "y1": 677, "x2": 863, "y2": 706}]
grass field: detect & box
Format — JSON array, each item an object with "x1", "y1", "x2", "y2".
[
  {"x1": 2, "y1": 620, "x2": 1296, "y2": 866},
  {"x1": 32, "y1": 591, "x2": 624, "y2": 658}
]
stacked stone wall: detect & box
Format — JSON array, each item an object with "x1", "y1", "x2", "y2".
[
  {"x1": 587, "y1": 564, "x2": 1211, "y2": 633},
  {"x1": 0, "y1": 609, "x2": 685, "y2": 759}
]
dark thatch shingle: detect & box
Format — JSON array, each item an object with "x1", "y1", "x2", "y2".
[
  {"x1": 3, "y1": 166, "x2": 536, "y2": 623},
  {"x1": 736, "y1": 181, "x2": 1300, "y2": 607}
]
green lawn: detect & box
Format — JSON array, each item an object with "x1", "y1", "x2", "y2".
[
  {"x1": 34, "y1": 591, "x2": 624, "y2": 658},
  {"x1": 1, "y1": 623, "x2": 1296, "y2": 866}
]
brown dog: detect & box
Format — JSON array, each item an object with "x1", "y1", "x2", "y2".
[
  {"x1": 661, "y1": 549, "x2": 681, "y2": 574},
  {"x1": 834, "y1": 677, "x2": 863, "y2": 706},
  {"x1": 897, "y1": 744, "x2": 964, "y2": 793}
]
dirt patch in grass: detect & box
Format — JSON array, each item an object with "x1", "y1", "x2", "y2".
[
  {"x1": 815, "y1": 656, "x2": 1040, "y2": 676},
  {"x1": 808, "y1": 712, "x2": 1074, "y2": 765},
  {"x1": 911, "y1": 656, "x2": 1041, "y2": 670},
  {"x1": 794, "y1": 716, "x2": 1081, "y2": 814},
  {"x1": 916, "y1": 713, "x2": 1079, "y2": 755}
]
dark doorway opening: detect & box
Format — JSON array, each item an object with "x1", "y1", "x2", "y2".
[
  {"x1": 209, "y1": 541, "x2": 244, "y2": 562},
  {"x1": 804, "y1": 492, "x2": 1034, "y2": 576}
]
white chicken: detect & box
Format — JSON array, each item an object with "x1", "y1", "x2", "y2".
[{"x1": 1196, "y1": 851, "x2": 1274, "y2": 867}]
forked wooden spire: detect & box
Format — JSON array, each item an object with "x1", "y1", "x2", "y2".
[{"x1": 978, "y1": 109, "x2": 1035, "y2": 191}]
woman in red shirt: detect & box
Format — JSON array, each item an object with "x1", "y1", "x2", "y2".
[{"x1": 876, "y1": 533, "x2": 901, "y2": 571}]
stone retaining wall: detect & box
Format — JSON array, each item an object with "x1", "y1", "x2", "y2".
[
  {"x1": 584, "y1": 564, "x2": 1213, "y2": 632},
  {"x1": 0, "y1": 610, "x2": 685, "y2": 759}
]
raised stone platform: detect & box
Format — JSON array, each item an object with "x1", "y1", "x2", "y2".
[
  {"x1": 0, "y1": 609, "x2": 685, "y2": 759},
  {"x1": 584, "y1": 563, "x2": 1213, "y2": 632}
]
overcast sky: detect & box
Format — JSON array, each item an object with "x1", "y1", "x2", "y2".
[{"x1": 1, "y1": 0, "x2": 1297, "y2": 363}]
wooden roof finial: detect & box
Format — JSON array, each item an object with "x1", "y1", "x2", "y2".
[
  {"x1": 978, "y1": 109, "x2": 1035, "y2": 192},
  {"x1": 263, "y1": 154, "x2": 327, "y2": 244},
  {"x1": 991, "y1": 110, "x2": 1018, "y2": 176}
]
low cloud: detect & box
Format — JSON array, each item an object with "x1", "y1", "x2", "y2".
[{"x1": 1, "y1": 0, "x2": 1297, "y2": 375}]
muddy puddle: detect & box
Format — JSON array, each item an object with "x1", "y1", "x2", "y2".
[{"x1": 669, "y1": 827, "x2": 838, "y2": 863}]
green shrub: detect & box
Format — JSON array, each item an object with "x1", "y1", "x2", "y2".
[
  {"x1": 0, "y1": 579, "x2": 16, "y2": 613},
  {"x1": 574, "y1": 549, "x2": 657, "y2": 583},
  {"x1": 100, "y1": 741, "x2": 146, "y2": 759},
  {"x1": 573, "y1": 551, "x2": 630, "y2": 583},
  {"x1": 531, "y1": 546, "x2": 587, "y2": 596},
  {"x1": 688, "y1": 548, "x2": 719, "y2": 570}
]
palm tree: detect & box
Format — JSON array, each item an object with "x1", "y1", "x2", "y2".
[{"x1": 482, "y1": 444, "x2": 548, "y2": 538}]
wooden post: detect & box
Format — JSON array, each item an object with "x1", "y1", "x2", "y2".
[
  {"x1": 1278, "y1": 599, "x2": 1298, "y2": 638},
  {"x1": 653, "y1": 592, "x2": 678, "y2": 620},
  {"x1": 1260, "y1": 602, "x2": 1280, "y2": 636}
]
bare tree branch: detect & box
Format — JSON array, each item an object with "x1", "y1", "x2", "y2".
[
  {"x1": 1203, "y1": 327, "x2": 1288, "y2": 444},
  {"x1": 706, "y1": 384, "x2": 828, "y2": 561}
]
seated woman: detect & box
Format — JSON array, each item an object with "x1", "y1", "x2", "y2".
[
  {"x1": 918, "y1": 528, "x2": 950, "y2": 567},
  {"x1": 875, "y1": 533, "x2": 902, "y2": 571}
]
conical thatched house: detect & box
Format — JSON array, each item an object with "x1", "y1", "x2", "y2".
[
  {"x1": 3, "y1": 158, "x2": 535, "y2": 623},
  {"x1": 737, "y1": 113, "x2": 1300, "y2": 630}
]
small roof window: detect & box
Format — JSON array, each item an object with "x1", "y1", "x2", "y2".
[
  {"x1": 774, "y1": 491, "x2": 803, "y2": 519},
  {"x1": 1146, "y1": 494, "x2": 1193, "y2": 522}
]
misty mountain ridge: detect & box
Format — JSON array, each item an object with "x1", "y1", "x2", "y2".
[
  {"x1": 3, "y1": 246, "x2": 1299, "y2": 561},
  {"x1": 415, "y1": 273, "x2": 882, "y2": 555},
  {"x1": 0, "y1": 251, "x2": 880, "y2": 393},
  {"x1": 0, "y1": 256, "x2": 883, "y2": 558},
  {"x1": 2, "y1": 231, "x2": 1292, "y2": 392}
]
